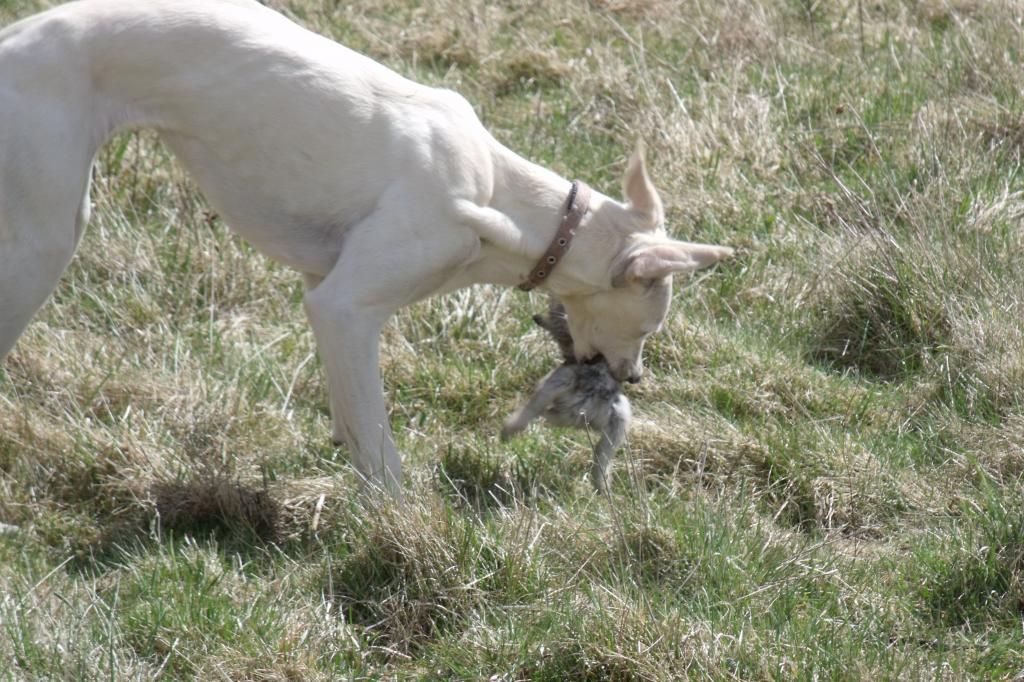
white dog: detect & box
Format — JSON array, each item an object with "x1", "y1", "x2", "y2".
[{"x1": 0, "y1": 0, "x2": 733, "y2": 495}]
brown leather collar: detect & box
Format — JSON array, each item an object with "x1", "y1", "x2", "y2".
[{"x1": 518, "y1": 180, "x2": 591, "y2": 291}]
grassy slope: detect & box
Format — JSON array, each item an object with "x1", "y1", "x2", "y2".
[{"x1": 2, "y1": 0, "x2": 1024, "y2": 678}]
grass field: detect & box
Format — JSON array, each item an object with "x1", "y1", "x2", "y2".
[{"x1": 3, "y1": 0, "x2": 1024, "y2": 678}]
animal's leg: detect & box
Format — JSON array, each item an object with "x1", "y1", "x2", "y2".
[
  {"x1": 589, "y1": 405, "x2": 629, "y2": 493},
  {"x1": 0, "y1": 234, "x2": 79, "y2": 360},
  {"x1": 0, "y1": 168, "x2": 93, "y2": 361},
  {"x1": 501, "y1": 368, "x2": 573, "y2": 440},
  {"x1": 589, "y1": 431, "x2": 616, "y2": 493},
  {"x1": 301, "y1": 191, "x2": 480, "y2": 495},
  {"x1": 299, "y1": 270, "x2": 342, "y2": 419},
  {"x1": 0, "y1": 80, "x2": 97, "y2": 362},
  {"x1": 304, "y1": 284, "x2": 399, "y2": 494}
]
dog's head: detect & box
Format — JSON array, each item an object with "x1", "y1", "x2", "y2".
[{"x1": 557, "y1": 145, "x2": 733, "y2": 384}]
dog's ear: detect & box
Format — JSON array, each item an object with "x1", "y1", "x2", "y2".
[
  {"x1": 612, "y1": 240, "x2": 734, "y2": 287},
  {"x1": 622, "y1": 141, "x2": 664, "y2": 230}
]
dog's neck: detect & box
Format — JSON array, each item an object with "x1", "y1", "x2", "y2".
[{"x1": 480, "y1": 143, "x2": 620, "y2": 297}]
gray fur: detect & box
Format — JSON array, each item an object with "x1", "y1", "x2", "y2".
[{"x1": 502, "y1": 300, "x2": 632, "y2": 492}]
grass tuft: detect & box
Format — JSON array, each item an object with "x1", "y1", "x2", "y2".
[
  {"x1": 809, "y1": 230, "x2": 951, "y2": 380},
  {"x1": 325, "y1": 499, "x2": 485, "y2": 654},
  {"x1": 914, "y1": 487, "x2": 1024, "y2": 629}
]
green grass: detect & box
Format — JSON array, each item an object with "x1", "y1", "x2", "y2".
[{"x1": 3, "y1": 0, "x2": 1024, "y2": 678}]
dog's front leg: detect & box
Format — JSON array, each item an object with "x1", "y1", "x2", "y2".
[
  {"x1": 304, "y1": 284, "x2": 400, "y2": 495},
  {"x1": 300, "y1": 193, "x2": 481, "y2": 497}
]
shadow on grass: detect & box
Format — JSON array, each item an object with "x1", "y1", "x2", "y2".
[
  {"x1": 435, "y1": 441, "x2": 582, "y2": 512},
  {"x1": 63, "y1": 466, "x2": 365, "y2": 576},
  {"x1": 913, "y1": 487, "x2": 1024, "y2": 630}
]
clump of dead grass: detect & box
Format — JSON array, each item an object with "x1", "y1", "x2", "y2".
[
  {"x1": 751, "y1": 433, "x2": 926, "y2": 534},
  {"x1": 911, "y1": 486, "x2": 1024, "y2": 629},
  {"x1": 487, "y1": 49, "x2": 572, "y2": 96},
  {"x1": 587, "y1": 519, "x2": 696, "y2": 591},
  {"x1": 952, "y1": 414, "x2": 1024, "y2": 484},
  {"x1": 941, "y1": 298, "x2": 1024, "y2": 417},
  {"x1": 615, "y1": 523, "x2": 684, "y2": 583},
  {"x1": 628, "y1": 410, "x2": 764, "y2": 489}
]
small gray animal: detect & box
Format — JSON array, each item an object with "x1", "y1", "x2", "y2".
[{"x1": 502, "y1": 301, "x2": 632, "y2": 492}]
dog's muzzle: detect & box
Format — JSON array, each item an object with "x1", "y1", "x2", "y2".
[{"x1": 610, "y1": 359, "x2": 643, "y2": 384}]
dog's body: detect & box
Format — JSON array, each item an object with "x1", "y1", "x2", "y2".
[
  {"x1": 502, "y1": 301, "x2": 630, "y2": 492},
  {"x1": 0, "y1": 0, "x2": 732, "y2": 494}
]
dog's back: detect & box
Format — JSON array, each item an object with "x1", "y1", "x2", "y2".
[{"x1": 0, "y1": 0, "x2": 489, "y2": 278}]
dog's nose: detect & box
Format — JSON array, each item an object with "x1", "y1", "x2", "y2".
[{"x1": 625, "y1": 373, "x2": 642, "y2": 384}]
